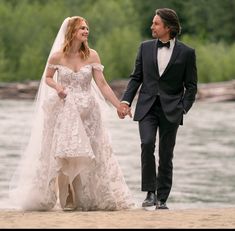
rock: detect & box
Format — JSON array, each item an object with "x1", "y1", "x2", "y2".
[
  {"x1": 109, "y1": 79, "x2": 129, "y2": 99},
  {"x1": 0, "y1": 81, "x2": 39, "y2": 100},
  {"x1": 196, "y1": 79, "x2": 235, "y2": 102},
  {"x1": 0, "y1": 79, "x2": 235, "y2": 102}
]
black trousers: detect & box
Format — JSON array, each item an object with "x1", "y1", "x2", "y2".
[{"x1": 138, "y1": 97, "x2": 180, "y2": 202}]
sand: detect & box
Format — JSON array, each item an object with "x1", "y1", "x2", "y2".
[{"x1": 0, "y1": 207, "x2": 235, "y2": 228}]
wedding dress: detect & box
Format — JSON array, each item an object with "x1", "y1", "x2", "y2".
[
  {"x1": 10, "y1": 62, "x2": 134, "y2": 211},
  {"x1": 8, "y1": 17, "x2": 135, "y2": 211}
]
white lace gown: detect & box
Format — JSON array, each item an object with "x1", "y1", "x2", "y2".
[{"x1": 12, "y1": 63, "x2": 135, "y2": 211}]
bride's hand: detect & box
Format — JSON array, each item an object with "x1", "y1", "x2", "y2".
[
  {"x1": 117, "y1": 103, "x2": 132, "y2": 119},
  {"x1": 55, "y1": 84, "x2": 67, "y2": 99}
]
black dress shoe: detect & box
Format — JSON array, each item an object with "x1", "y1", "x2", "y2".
[
  {"x1": 156, "y1": 201, "x2": 169, "y2": 210},
  {"x1": 142, "y1": 192, "x2": 157, "y2": 207}
]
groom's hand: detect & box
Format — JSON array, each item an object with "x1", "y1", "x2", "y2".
[{"x1": 117, "y1": 103, "x2": 132, "y2": 119}]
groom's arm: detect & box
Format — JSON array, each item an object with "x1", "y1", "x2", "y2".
[
  {"x1": 117, "y1": 43, "x2": 143, "y2": 119},
  {"x1": 182, "y1": 49, "x2": 198, "y2": 113},
  {"x1": 121, "y1": 43, "x2": 143, "y2": 106}
]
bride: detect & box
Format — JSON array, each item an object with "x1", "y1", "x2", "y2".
[{"x1": 9, "y1": 16, "x2": 134, "y2": 211}]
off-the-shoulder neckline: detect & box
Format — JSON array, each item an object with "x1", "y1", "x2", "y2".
[{"x1": 48, "y1": 63, "x2": 103, "y2": 73}]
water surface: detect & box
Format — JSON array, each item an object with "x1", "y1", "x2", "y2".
[{"x1": 0, "y1": 99, "x2": 235, "y2": 209}]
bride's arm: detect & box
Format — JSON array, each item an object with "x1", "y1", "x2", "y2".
[
  {"x1": 91, "y1": 50, "x2": 131, "y2": 117},
  {"x1": 93, "y1": 70, "x2": 120, "y2": 109},
  {"x1": 45, "y1": 53, "x2": 67, "y2": 99}
]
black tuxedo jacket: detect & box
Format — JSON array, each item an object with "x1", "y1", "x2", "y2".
[{"x1": 122, "y1": 39, "x2": 197, "y2": 124}]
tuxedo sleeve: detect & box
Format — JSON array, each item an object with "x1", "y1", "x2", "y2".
[
  {"x1": 121, "y1": 43, "x2": 143, "y2": 106},
  {"x1": 183, "y1": 49, "x2": 198, "y2": 113}
]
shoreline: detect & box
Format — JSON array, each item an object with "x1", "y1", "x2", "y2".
[
  {"x1": 0, "y1": 79, "x2": 235, "y2": 101},
  {"x1": 0, "y1": 207, "x2": 235, "y2": 228}
]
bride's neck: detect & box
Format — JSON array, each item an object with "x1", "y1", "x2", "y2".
[{"x1": 68, "y1": 41, "x2": 83, "y2": 56}]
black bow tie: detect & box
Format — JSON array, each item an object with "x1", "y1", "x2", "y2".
[{"x1": 157, "y1": 40, "x2": 170, "y2": 48}]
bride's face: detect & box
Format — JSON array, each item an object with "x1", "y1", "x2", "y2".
[{"x1": 75, "y1": 21, "x2": 89, "y2": 42}]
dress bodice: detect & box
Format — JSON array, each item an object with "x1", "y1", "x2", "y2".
[{"x1": 48, "y1": 63, "x2": 104, "y2": 93}]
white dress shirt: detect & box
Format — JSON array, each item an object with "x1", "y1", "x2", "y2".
[
  {"x1": 121, "y1": 39, "x2": 176, "y2": 106},
  {"x1": 157, "y1": 38, "x2": 175, "y2": 76}
]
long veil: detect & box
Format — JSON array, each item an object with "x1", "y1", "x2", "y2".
[{"x1": 8, "y1": 17, "x2": 110, "y2": 210}]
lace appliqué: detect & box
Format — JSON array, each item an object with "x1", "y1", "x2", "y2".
[{"x1": 20, "y1": 63, "x2": 134, "y2": 211}]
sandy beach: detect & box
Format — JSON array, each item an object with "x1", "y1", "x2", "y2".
[{"x1": 0, "y1": 207, "x2": 235, "y2": 228}]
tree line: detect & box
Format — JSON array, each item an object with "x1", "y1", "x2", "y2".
[{"x1": 0, "y1": 0, "x2": 235, "y2": 83}]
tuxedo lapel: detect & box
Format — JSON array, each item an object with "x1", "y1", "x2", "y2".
[
  {"x1": 153, "y1": 39, "x2": 160, "y2": 78},
  {"x1": 161, "y1": 40, "x2": 181, "y2": 77}
]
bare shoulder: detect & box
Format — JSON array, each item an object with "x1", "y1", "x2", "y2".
[
  {"x1": 89, "y1": 48, "x2": 101, "y2": 64},
  {"x1": 48, "y1": 51, "x2": 63, "y2": 64}
]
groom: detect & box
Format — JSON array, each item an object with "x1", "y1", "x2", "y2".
[{"x1": 117, "y1": 8, "x2": 197, "y2": 209}]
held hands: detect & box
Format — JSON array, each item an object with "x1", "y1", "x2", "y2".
[
  {"x1": 55, "y1": 84, "x2": 67, "y2": 99},
  {"x1": 117, "y1": 103, "x2": 132, "y2": 119}
]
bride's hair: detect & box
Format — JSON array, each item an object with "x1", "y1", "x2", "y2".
[{"x1": 62, "y1": 16, "x2": 90, "y2": 59}]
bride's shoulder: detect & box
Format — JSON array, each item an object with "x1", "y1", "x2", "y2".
[
  {"x1": 89, "y1": 48, "x2": 99, "y2": 58},
  {"x1": 48, "y1": 51, "x2": 63, "y2": 64},
  {"x1": 89, "y1": 49, "x2": 101, "y2": 64}
]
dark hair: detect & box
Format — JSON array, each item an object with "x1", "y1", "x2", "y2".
[{"x1": 155, "y1": 8, "x2": 181, "y2": 39}]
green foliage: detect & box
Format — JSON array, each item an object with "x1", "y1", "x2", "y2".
[
  {"x1": 131, "y1": 0, "x2": 185, "y2": 39},
  {"x1": 86, "y1": 0, "x2": 141, "y2": 80},
  {"x1": 182, "y1": 35, "x2": 235, "y2": 83},
  {"x1": 0, "y1": 0, "x2": 70, "y2": 81},
  {"x1": 0, "y1": 50, "x2": 8, "y2": 81},
  {"x1": 182, "y1": 0, "x2": 235, "y2": 44},
  {"x1": 0, "y1": 0, "x2": 235, "y2": 83},
  {"x1": 85, "y1": 0, "x2": 140, "y2": 45},
  {"x1": 96, "y1": 27, "x2": 141, "y2": 81},
  {"x1": 0, "y1": 0, "x2": 141, "y2": 82}
]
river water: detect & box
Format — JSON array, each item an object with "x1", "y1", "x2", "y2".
[{"x1": 0, "y1": 99, "x2": 235, "y2": 209}]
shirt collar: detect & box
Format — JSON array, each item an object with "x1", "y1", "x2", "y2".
[{"x1": 169, "y1": 38, "x2": 175, "y2": 49}]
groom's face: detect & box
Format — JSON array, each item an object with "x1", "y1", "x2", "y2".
[{"x1": 151, "y1": 15, "x2": 170, "y2": 40}]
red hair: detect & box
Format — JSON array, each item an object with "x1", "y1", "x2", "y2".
[{"x1": 62, "y1": 16, "x2": 90, "y2": 59}]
